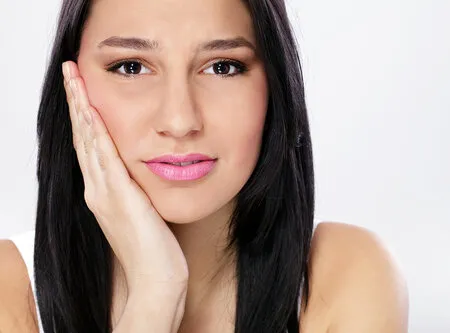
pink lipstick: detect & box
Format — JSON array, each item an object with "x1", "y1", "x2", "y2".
[{"x1": 144, "y1": 153, "x2": 217, "y2": 181}]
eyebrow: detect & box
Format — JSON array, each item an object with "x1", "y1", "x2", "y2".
[{"x1": 97, "y1": 36, "x2": 256, "y2": 53}]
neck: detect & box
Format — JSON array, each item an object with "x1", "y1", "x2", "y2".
[
  {"x1": 111, "y1": 200, "x2": 237, "y2": 325},
  {"x1": 167, "y1": 200, "x2": 237, "y2": 319}
]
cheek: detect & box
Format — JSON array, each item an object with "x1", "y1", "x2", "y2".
[
  {"x1": 215, "y1": 79, "x2": 268, "y2": 171},
  {"x1": 80, "y1": 73, "x2": 125, "y2": 128},
  {"x1": 227, "y1": 111, "x2": 266, "y2": 176},
  {"x1": 79, "y1": 57, "x2": 268, "y2": 171},
  {"x1": 78, "y1": 66, "x2": 143, "y2": 160}
]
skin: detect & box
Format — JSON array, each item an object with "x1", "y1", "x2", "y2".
[
  {"x1": 0, "y1": 222, "x2": 409, "y2": 332},
  {"x1": 76, "y1": 0, "x2": 268, "y2": 326},
  {"x1": 0, "y1": 0, "x2": 409, "y2": 331}
]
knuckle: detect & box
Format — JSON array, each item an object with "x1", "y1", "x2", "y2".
[
  {"x1": 92, "y1": 138, "x2": 108, "y2": 170},
  {"x1": 84, "y1": 133, "x2": 94, "y2": 147},
  {"x1": 82, "y1": 140, "x2": 89, "y2": 155},
  {"x1": 96, "y1": 149, "x2": 109, "y2": 171}
]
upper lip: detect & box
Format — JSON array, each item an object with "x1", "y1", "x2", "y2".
[{"x1": 146, "y1": 153, "x2": 216, "y2": 164}]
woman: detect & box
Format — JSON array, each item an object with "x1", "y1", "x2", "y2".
[{"x1": 0, "y1": 0, "x2": 408, "y2": 332}]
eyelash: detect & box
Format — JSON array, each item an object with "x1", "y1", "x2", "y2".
[{"x1": 105, "y1": 58, "x2": 248, "y2": 79}]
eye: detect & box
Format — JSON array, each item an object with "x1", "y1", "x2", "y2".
[
  {"x1": 203, "y1": 59, "x2": 248, "y2": 78},
  {"x1": 106, "y1": 59, "x2": 248, "y2": 78},
  {"x1": 106, "y1": 60, "x2": 152, "y2": 77}
]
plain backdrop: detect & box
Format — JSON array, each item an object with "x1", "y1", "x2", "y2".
[{"x1": 0, "y1": 0, "x2": 449, "y2": 332}]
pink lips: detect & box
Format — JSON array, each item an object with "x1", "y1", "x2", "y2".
[{"x1": 144, "y1": 153, "x2": 217, "y2": 181}]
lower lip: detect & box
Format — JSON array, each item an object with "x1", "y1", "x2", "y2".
[{"x1": 145, "y1": 160, "x2": 217, "y2": 181}]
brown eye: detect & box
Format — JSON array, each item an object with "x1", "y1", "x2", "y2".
[
  {"x1": 213, "y1": 62, "x2": 231, "y2": 75},
  {"x1": 107, "y1": 60, "x2": 152, "y2": 76},
  {"x1": 203, "y1": 60, "x2": 248, "y2": 78},
  {"x1": 123, "y1": 62, "x2": 142, "y2": 74}
]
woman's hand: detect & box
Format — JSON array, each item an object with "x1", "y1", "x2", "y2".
[{"x1": 62, "y1": 61, "x2": 189, "y2": 296}]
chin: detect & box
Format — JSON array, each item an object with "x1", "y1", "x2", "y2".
[
  {"x1": 157, "y1": 205, "x2": 217, "y2": 225},
  {"x1": 152, "y1": 195, "x2": 236, "y2": 226},
  {"x1": 130, "y1": 163, "x2": 244, "y2": 226}
]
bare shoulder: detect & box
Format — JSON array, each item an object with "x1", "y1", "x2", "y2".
[
  {"x1": 300, "y1": 222, "x2": 409, "y2": 333},
  {"x1": 0, "y1": 239, "x2": 39, "y2": 333}
]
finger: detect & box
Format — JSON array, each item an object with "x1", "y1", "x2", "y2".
[
  {"x1": 72, "y1": 71, "x2": 132, "y2": 189},
  {"x1": 62, "y1": 62, "x2": 92, "y2": 185},
  {"x1": 70, "y1": 78, "x2": 95, "y2": 155},
  {"x1": 70, "y1": 77, "x2": 100, "y2": 194},
  {"x1": 62, "y1": 64, "x2": 81, "y2": 148},
  {"x1": 91, "y1": 109, "x2": 133, "y2": 186},
  {"x1": 63, "y1": 61, "x2": 106, "y2": 193},
  {"x1": 63, "y1": 62, "x2": 85, "y2": 152}
]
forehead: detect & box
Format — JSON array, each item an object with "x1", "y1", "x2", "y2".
[{"x1": 84, "y1": 0, "x2": 255, "y2": 46}]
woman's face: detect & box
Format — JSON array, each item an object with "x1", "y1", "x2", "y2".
[{"x1": 77, "y1": 0, "x2": 268, "y2": 224}]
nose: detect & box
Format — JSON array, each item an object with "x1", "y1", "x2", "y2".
[{"x1": 154, "y1": 76, "x2": 203, "y2": 138}]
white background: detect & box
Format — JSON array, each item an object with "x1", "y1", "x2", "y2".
[{"x1": 0, "y1": 0, "x2": 448, "y2": 332}]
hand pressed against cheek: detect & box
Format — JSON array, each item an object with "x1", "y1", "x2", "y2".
[
  {"x1": 75, "y1": 0, "x2": 269, "y2": 223},
  {"x1": 75, "y1": 61, "x2": 268, "y2": 223}
]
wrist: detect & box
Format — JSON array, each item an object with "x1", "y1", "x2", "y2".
[{"x1": 127, "y1": 281, "x2": 187, "y2": 306}]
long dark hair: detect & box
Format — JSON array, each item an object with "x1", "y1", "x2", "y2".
[{"x1": 34, "y1": 0, "x2": 315, "y2": 332}]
